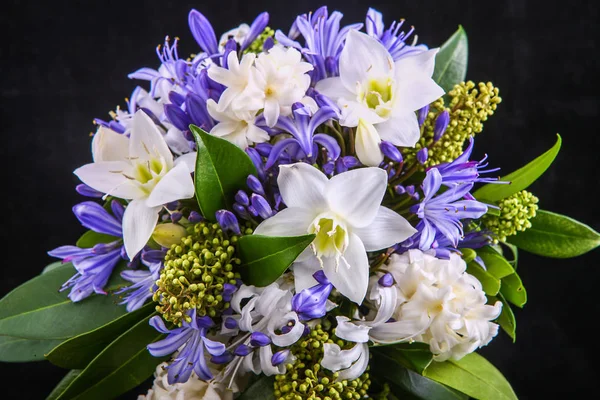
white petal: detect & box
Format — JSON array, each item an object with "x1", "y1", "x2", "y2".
[
  {"x1": 395, "y1": 76, "x2": 444, "y2": 113},
  {"x1": 278, "y1": 163, "x2": 328, "y2": 211},
  {"x1": 164, "y1": 127, "x2": 192, "y2": 156},
  {"x1": 268, "y1": 311, "x2": 304, "y2": 347},
  {"x1": 259, "y1": 344, "x2": 286, "y2": 376},
  {"x1": 146, "y1": 162, "x2": 195, "y2": 207},
  {"x1": 92, "y1": 126, "x2": 130, "y2": 162},
  {"x1": 354, "y1": 119, "x2": 383, "y2": 167},
  {"x1": 335, "y1": 316, "x2": 371, "y2": 343},
  {"x1": 355, "y1": 206, "x2": 417, "y2": 251},
  {"x1": 130, "y1": 110, "x2": 173, "y2": 167},
  {"x1": 321, "y1": 342, "x2": 363, "y2": 371},
  {"x1": 367, "y1": 283, "x2": 398, "y2": 328},
  {"x1": 314, "y1": 77, "x2": 355, "y2": 100},
  {"x1": 74, "y1": 161, "x2": 143, "y2": 199},
  {"x1": 263, "y1": 97, "x2": 280, "y2": 128},
  {"x1": 292, "y1": 259, "x2": 320, "y2": 292},
  {"x1": 325, "y1": 167, "x2": 387, "y2": 228},
  {"x1": 337, "y1": 343, "x2": 369, "y2": 380},
  {"x1": 174, "y1": 151, "x2": 197, "y2": 173},
  {"x1": 369, "y1": 313, "x2": 431, "y2": 344},
  {"x1": 339, "y1": 99, "x2": 385, "y2": 127},
  {"x1": 340, "y1": 30, "x2": 394, "y2": 92},
  {"x1": 375, "y1": 111, "x2": 421, "y2": 147},
  {"x1": 394, "y1": 48, "x2": 439, "y2": 78},
  {"x1": 254, "y1": 207, "x2": 316, "y2": 237},
  {"x1": 123, "y1": 199, "x2": 161, "y2": 259},
  {"x1": 246, "y1": 124, "x2": 270, "y2": 144},
  {"x1": 323, "y1": 234, "x2": 369, "y2": 304}
]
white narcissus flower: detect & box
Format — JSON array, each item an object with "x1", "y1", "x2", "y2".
[
  {"x1": 315, "y1": 30, "x2": 444, "y2": 166},
  {"x1": 254, "y1": 163, "x2": 416, "y2": 304},
  {"x1": 206, "y1": 99, "x2": 270, "y2": 149},
  {"x1": 75, "y1": 110, "x2": 196, "y2": 259},
  {"x1": 208, "y1": 51, "x2": 256, "y2": 112}
]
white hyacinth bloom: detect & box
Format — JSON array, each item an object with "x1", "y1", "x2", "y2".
[
  {"x1": 208, "y1": 51, "x2": 256, "y2": 112},
  {"x1": 315, "y1": 30, "x2": 444, "y2": 166},
  {"x1": 75, "y1": 110, "x2": 196, "y2": 259},
  {"x1": 254, "y1": 163, "x2": 416, "y2": 304},
  {"x1": 206, "y1": 99, "x2": 270, "y2": 149}
]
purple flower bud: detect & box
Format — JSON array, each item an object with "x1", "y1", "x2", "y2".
[
  {"x1": 271, "y1": 349, "x2": 290, "y2": 366},
  {"x1": 434, "y1": 110, "x2": 450, "y2": 142},
  {"x1": 166, "y1": 201, "x2": 179, "y2": 211},
  {"x1": 233, "y1": 203, "x2": 249, "y2": 219},
  {"x1": 245, "y1": 148, "x2": 265, "y2": 180},
  {"x1": 395, "y1": 185, "x2": 406, "y2": 195},
  {"x1": 224, "y1": 317, "x2": 238, "y2": 329},
  {"x1": 250, "y1": 332, "x2": 271, "y2": 347},
  {"x1": 406, "y1": 185, "x2": 415, "y2": 196},
  {"x1": 235, "y1": 190, "x2": 250, "y2": 206},
  {"x1": 378, "y1": 273, "x2": 395, "y2": 287},
  {"x1": 247, "y1": 175, "x2": 265, "y2": 196},
  {"x1": 234, "y1": 344, "x2": 252, "y2": 356},
  {"x1": 418, "y1": 105, "x2": 430, "y2": 126},
  {"x1": 380, "y1": 141, "x2": 403, "y2": 163},
  {"x1": 292, "y1": 281, "x2": 333, "y2": 321},
  {"x1": 313, "y1": 270, "x2": 329, "y2": 285},
  {"x1": 170, "y1": 212, "x2": 183, "y2": 223},
  {"x1": 417, "y1": 148, "x2": 428, "y2": 165},
  {"x1": 251, "y1": 194, "x2": 273, "y2": 219},
  {"x1": 111, "y1": 200, "x2": 125, "y2": 221},
  {"x1": 211, "y1": 352, "x2": 234, "y2": 364},
  {"x1": 247, "y1": 205, "x2": 258, "y2": 217},
  {"x1": 412, "y1": 192, "x2": 420, "y2": 201},
  {"x1": 168, "y1": 92, "x2": 186, "y2": 107},
  {"x1": 223, "y1": 283, "x2": 237, "y2": 295},
  {"x1": 188, "y1": 211, "x2": 202, "y2": 223},
  {"x1": 323, "y1": 161, "x2": 335, "y2": 175},
  {"x1": 75, "y1": 184, "x2": 103, "y2": 198},
  {"x1": 215, "y1": 210, "x2": 241, "y2": 235},
  {"x1": 303, "y1": 325, "x2": 311, "y2": 336},
  {"x1": 263, "y1": 37, "x2": 275, "y2": 51},
  {"x1": 254, "y1": 143, "x2": 273, "y2": 157}
]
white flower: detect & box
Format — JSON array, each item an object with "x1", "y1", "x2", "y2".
[
  {"x1": 206, "y1": 99, "x2": 270, "y2": 149},
  {"x1": 75, "y1": 110, "x2": 196, "y2": 259},
  {"x1": 321, "y1": 342, "x2": 369, "y2": 380},
  {"x1": 369, "y1": 249, "x2": 502, "y2": 361},
  {"x1": 208, "y1": 51, "x2": 256, "y2": 112},
  {"x1": 254, "y1": 163, "x2": 416, "y2": 304},
  {"x1": 218, "y1": 24, "x2": 251, "y2": 51},
  {"x1": 139, "y1": 362, "x2": 232, "y2": 400},
  {"x1": 241, "y1": 46, "x2": 313, "y2": 127},
  {"x1": 315, "y1": 30, "x2": 444, "y2": 166}
]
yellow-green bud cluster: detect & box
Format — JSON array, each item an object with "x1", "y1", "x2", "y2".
[
  {"x1": 273, "y1": 324, "x2": 371, "y2": 400},
  {"x1": 482, "y1": 190, "x2": 539, "y2": 243},
  {"x1": 404, "y1": 81, "x2": 502, "y2": 168},
  {"x1": 244, "y1": 27, "x2": 276, "y2": 54},
  {"x1": 153, "y1": 222, "x2": 247, "y2": 325}
]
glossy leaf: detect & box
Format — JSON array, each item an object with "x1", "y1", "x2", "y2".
[
  {"x1": 0, "y1": 335, "x2": 62, "y2": 362},
  {"x1": 372, "y1": 342, "x2": 433, "y2": 375},
  {"x1": 54, "y1": 315, "x2": 165, "y2": 400},
  {"x1": 489, "y1": 293, "x2": 516, "y2": 342},
  {"x1": 433, "y1": 26, "x2": 468, "y2": 93},
  {"x1": 46, "y1": 302, "x2": 155, "y2": 369},
  {"x1": 424, "y1": 353, "x2": 518, "y2": 400},
  {"x1": 76, "y1": 230, "x2": 119, "y2": 249},
  {"x1": 500, "y1": 242, "x2": 519, "y2": 269},
  {"x1": 191, "y1": 125, "x2": 257, "y2": 221},
  {"x1": 460, "y1": 248, "x2": 477, "y2": 264},
  {"x1": 47, "y1": 370, "x2": 82, "y2": 400},
  {"x1": 508, "y1": 210, "x2": 600, "y2": 258},
  {"x1": 0, "y1": 263, "x2": 127, "y2": 340},
  {"x1": 237, "y1": 375, "x2": 276, "y2": 400},
  {"x1": 238, "y1": 234, "x2": 315, "y2": 286},
  {"x1": 42, "y1": 261, "x2": 65, "y2": 275},
  {"x1": 476, "y1": 247, "x2": 514, "y2": 279},
  {"x1": 500, "y1": 273, "x2": 527, "y2": 308},
  {"x1": 466, "y1": 261, "x2": 500, "y2": 296},
  {"x1": 474, "y1": 134, "x2": 561, "y2": 202}
]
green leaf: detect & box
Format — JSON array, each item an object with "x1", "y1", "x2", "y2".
[
  {"x1": 432, "y1": 26, "x2": 468, "y2": 93},
  {"x1": 424, "y1": 353, "x2": 518, "y2": 400},
  {"x1": 46, "y1": 302, "x2": 155, "y2": 369},
  {"x1": 372, "y1": 342, "x2": 433, "y2": 375},
  {"x1": 238, "y1": 234, "x2": 315, "y2": 286},
  {"x1": 0, "y1": 335, "x2": 62, "y2": 362},
  {"x1": 500, "y1": 273, "x2": 527, "y2": 308},
  {"x1": 76, "y1": 230, "x2": 119, "y2": 248},
  {"x1": 0, "y1": 263, "x2": 127, "y2": 340},
  {"x1": 237, "y1": 375, "x2": 276, "y2": 400},
  {"x1": 54, "y1": 314, "x2": 165, "y2": 400},
  {"x1": 507, "y1": 210, "x2": 600, "y2": 258},
  {"x1": 42, "y1": 261, "x2": 65, "y2": 275},
  {"x1": 460, "y1": 248, "x2": 477, "y2": 264},
  {"x1": 466, "y1": 261, "x2": 500, "y2": 296},
  {"x1": 474, "y1": 134, "x2": 561, "y2": 202},
  {"x1": 47, "y1": 370, "x2": 82, "y2": 400},
  {"x1": 191, "y1": 125, "x2": 257, "y2": 221},
  {"x1": 476, "y1": 247, "x2": 514, "y2": 279},
  {"x1": 489, "y1": 293, "x2": 516, "y2": 342},
  {"x1": 500, "y1": 242, "x2": 519, "y2": 269},
  {"x1": 372, "y1": 351, "x2": 467, "y2": 400}
]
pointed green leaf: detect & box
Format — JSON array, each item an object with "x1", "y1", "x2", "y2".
[
  {"x1": 489, "y1": 293, "x2": 516, "y2": 342},
  {"x1": 500, "y1": 273, "x2": 527, "y2": 308},
  {"x1": 433, "y1": 26, "x2": 468, "y2": 93},
  {"x1": 238, "y1": 234, "x2": 316, "y2": 287},
  {"x1": 0, "y1": 335, "x2": 62, "y2": 362},
  {"x1": 237, "y1": 376, "x2": 276, "y2": 400},
  {"x1": 372, "y1": 342, "x2": 433, "y2": 374},
  {"x1": 191, "y1": 125, "x2": 257, "y2": 221},
  {"x1": 47, "y1": 370, "x2": 82, "y2": 400},
  {"x1": 474, "y1": 134, "x2": 561, "y2": 202},
  {"x1": 76, "y1": 231, "x2": 119, "y2": 249},
  {"x1": 0, "y1": 263, "x2": 127, "y2": 340},
  {"x1": 55, "y1": 314, "x2": 165, "y2": 400},
  {"x1": 500, "y1": 242, "x2": 519, "y2": 269},
  {"x1": 42, "y1": 261, "x2": 65, "y2": 275},
  {"x1": 46, "y1": 301, "x2": 155, "y2": 369},
  {"x1": 424, "y1": 353, "x2": 518, "y2": 400},
  {"x1": 507, "y1": 210, "x2": 600, "y2": 258},
  {"x1": 466, "y1": 261, "x2": 500, "y2": 296},
  {"x1": 476, "y1": 247, "x2": 514, "y2": 279}
]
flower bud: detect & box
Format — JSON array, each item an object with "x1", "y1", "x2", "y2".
[
  {"x1": 251, "y1": 194, "x2": 273, "y2": 219},
  {"x1": 152, "y1": 223, "x2": 187, "y2": 248},
  {"x1": 434, "y1": 110, "x2": 450, "y2": 142},
  {"x1": 380, "y1": 141, "x2": 403, "y2": 163},
  {"x1": 215, "y1": 210, "x2": 241, "y2": 235}
]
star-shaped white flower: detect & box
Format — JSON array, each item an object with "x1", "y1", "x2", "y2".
[
  {"x1": 75, "y1": 110, "x2": 195, "y2": 259},
  {"x1": 254, "y1": 163, "x2": 416, "y2": 303}
]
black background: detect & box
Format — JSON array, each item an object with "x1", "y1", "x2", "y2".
[{"x1": 1, "y1": 0, "x2": 599, "y2": 398}]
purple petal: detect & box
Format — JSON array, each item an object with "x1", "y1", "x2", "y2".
[
  {"x1": 241, "y1": 12, "x2": 270, "y2": 51},
  {"x1": 188, "y1": 9, "x2": 218, "y2": 55},
  {"x1": 73, "y1": 202, "x2": 122, "y2": 237}
]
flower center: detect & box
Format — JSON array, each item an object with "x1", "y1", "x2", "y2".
[
  {"x1": 308, "y1": 216, "x2": 348, "y2": 261},
  {"x1": 363, "y1": 77, "x2": 393, "y2": 113},
  {"x1": 131, "y1": 156, "x2": 168, "y2": 193}
]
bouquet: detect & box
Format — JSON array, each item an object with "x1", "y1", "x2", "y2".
[{"x1": 1, "y1": 5, "x2": 598, "y2": 400}]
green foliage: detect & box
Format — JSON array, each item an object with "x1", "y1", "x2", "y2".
[
  {"x1": 237, "y1": 376, "x2": 276, "y2": 400},
  {"x1": 371, "y1": 343, "x2": 433, "y2": 375},
  {"x1": 489, "y1": 293, "x2": 517, "y2": 342},
  {"x1": 47, "y1": 370, "x2": 82, "y2": 400},
  {"x1": 191, "y1": 125, "x2": 257, "y2": 221},
  {"x1": 500, "y1": 273, "x2": 527, "y2": 308},
  {"x1": 0, "y1": 335, "x2": 62, "y2": 362},
  {"x1": 433, "y1": 26, "x2": 468, "y2": 93},
  {"x1": 476, "y1": 247, "x2": 515, "y2": 279},
  {"x1": 76, "y1": 231, "x2": 119, "y2": 248},
  {"x1": 466, "y1": 261, "x2": 500, "y2": 296}
]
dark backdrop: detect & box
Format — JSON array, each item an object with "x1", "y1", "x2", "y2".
[{"x1": 1, "y1": 0, "x2": 598, "y2": 398}]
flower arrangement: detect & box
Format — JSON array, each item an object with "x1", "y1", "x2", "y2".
[{"x1": 1, "y1": 5, "x2": 598, "y2": 400}]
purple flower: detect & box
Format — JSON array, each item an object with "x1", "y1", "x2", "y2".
[
  {"x1": 216, "y1": 209, "x2": 241, "y2": 235},
  {"x1": 292, "y1": 271, "x2": 333, "y2": 321},
  {"x1": 240, "y1": 12, "x2": 270, "y2": 52},
  {"x1": 148, "y1": 311, "x2": 226, "y2": 384},
  {"x1": 410, "y1": 168, "x2": 488, "y2": 249},
  {"x1": 117, "y1": 248, "x2": 165, "y2": 312}
]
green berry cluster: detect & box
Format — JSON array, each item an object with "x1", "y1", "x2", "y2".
[
  {"x1": 482, "y1": 190, "x2": 539, "y2": 243},
  {"x1": 274, "y1": 324, "x2": 371, "y2": 400},
  {"x1": 153, "y1": 222, "x2": 250, "y2": 326},
  {"x1": 244, "y1": 27, "x2": 276, "y2": 54},
  {"x1": 404, "y1": 81, "x2": 502, "y2": 168}
]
